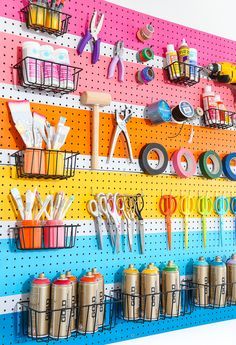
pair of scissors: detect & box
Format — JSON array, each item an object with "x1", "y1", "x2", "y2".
[
  {"x1": 230, "y1": 197, "x2": 236, "y2": 244},
  {"x1": 107, "y1": 193, "x2": 123, "y2": 253},
  {"x1": 123, "y1": 196, "x2": 136, "y2": 252},
  {"x1": 159, "y1": 195, "x2": 177, "y2": 250},
  {"x1": 87, "y1": 198, "x2": 104, "y2": 249},
  {"x1": 197, "y1": 195, "x2": 213, "y2": 248},
  {"x1": 180, "y1": 195, "x2": 194, "y2": 249},
  {"x1": 96, "y1": 193, "x2": 115, "y2": 247},
  {"x1": 214, "y1": 196, "x2": 229, "y2": 246},
  {"x1": 134, "y1": 194, "x2": 145, "y2": 254}
]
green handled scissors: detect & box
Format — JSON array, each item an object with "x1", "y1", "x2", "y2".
[
  {"x1": 180, "y1": 195, "x2": 194, "y2": 249},
  {"x1": 214, "y1": 195, "x2": 229, "y2": 246},
  {"x1": 197, "y1": 195, "x2": 213, "y2": 248}
]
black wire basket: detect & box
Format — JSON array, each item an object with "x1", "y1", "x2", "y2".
[
  {"x1": 120, "y1": 283, "x2": 196, "y2": 322},
  {"x1": 204, "y1": 109, "x2": 235, "y2": 129},
  {"x1": 13, "y1": 57, "x2": 82, "y2": 94},
  {"x1": 13, "y1": 223, "x2": 77, "y2": 250},
  {"x1": 11, "y1": 149, "x2": 79, "y2": 180},
  {"x1": 21, "y1": 3, "x2": 71, "y2": 36},
  {"x1": 18, "y1": 292, "x2": 120, "y2": 342},
  {"x1": 164, "y1": 62, "x2": 202, "y2": 86}
]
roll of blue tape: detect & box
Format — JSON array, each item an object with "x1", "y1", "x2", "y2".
[
  {"x1": 222, "y1": 153, "x2": 236, "y2": 181},
  {"x1": 145, "y1": 100, "x2": 171, "y2": 124},
  {"x1": 140, "y1": 67, "x2": 155, "y2": 83}
]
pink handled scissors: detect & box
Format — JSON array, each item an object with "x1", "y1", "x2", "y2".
[{"x1": 107, "y1": 193, "x2": 123, "y2": 253}]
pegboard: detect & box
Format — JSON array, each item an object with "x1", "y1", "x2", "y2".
[{"x1": 0, "y1": 0, "x2": 236, "y2": 345}]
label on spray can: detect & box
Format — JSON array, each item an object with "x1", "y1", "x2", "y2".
[
  {"x1": 210, "y1": 256, "x2": 227, "y2": 307},
  {"x1": 162, "y1": 261, "x2": 180, "y2": 317}
]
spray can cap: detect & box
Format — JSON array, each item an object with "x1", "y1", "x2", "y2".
[
  {"x1": 167, "y1": 44, "x2": 175, "y2": 52},
  {"x1": 66, "y1": 271, "x2": 77, "y2": 282},
  {"x1": 227, "y1": 253, "x2": 236, "y2": 265},
  {"x1": 163, "y1": 260, "x2": 179, "y2": 272},
  {"x1": 91, "y1": 268, "x2": 103, "y2": 279},
  {"x1": 142, "y1": 263, "x2": 159, "y2": 274},
  {"x1": 33, "y1": 273, "x2": 50, "y2": 285},
  {"x1": 211, "y1": 256, "x2": 225, "y2": 267},
  {"x1": 124, "y1": 264, "x2": 139, "y2": 274},
  {"x1": 80, "y1": 271, "x2": 97, "y2": 283},
  {"x1": 194, "y1": 256, "x2": 208, "y2": 266},
  {"x1": 53, "y1": 274, "x2": 71, "y2": 285}
]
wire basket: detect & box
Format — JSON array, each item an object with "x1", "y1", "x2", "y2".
[
  {"x1": 164, "y1": 62, "x2": 202, "y2": 86},
  {"x1": 18, "y1": 292, "x2": 120, "y2": 342},
  {"x1": 13, "y1": 57, "x2": 83, "y2": 94},
  {"x1": 204, "y1": 109, "x2": 235, "y2": 129},
  {"x1": 21, "y1": 3, "x2": 71, "y2": 36},
  {"x1": 13, "y1": 223, "x2": 77, "y2": 250},
  {"x1": 11, "y1": 149, "x2": 79, "y2": 180},
  {"x1": 120, "y1": 283, "x2": 196, "y2": 322}
]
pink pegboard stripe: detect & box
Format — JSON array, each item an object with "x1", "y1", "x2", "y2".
[
  {"x1": 1, "y1": 32, "x2": 234, "y2": 110},
  {"x1": 0, "y1": 0, "x2": 236, "y2": 66}
]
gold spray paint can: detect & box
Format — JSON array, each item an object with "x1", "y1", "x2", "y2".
[
  {"x1": 50, "y1": 274, "x2": 72, "y2": 339},
  {"x1": 65, "y1": 271, "x2": 78, "y2": 332},
  {"x1": 122, "y1": 264, "x2": 140, "y2": 320},
  {"x1": 141, "y1": 263, "x2": 160, "y2": 320},
  {"x1": 91, "y1": 268, "x2": 104, "y2": 327},
  {"x1": 210, "y1": 256, "x2": 227, "y2": 307},
  {"x1": 227, "y1": 253, "x2": 236, "y2": 303},
  {"x1": 28, "y1": 273, "x2": 51, "y2": 338},
  {"x1": 193, "y1": 257, "x2": 209, "y2": 306},
  {"x1": 162, "y1": 261, "x2": 181, "y2": 317},
  {"x1": 78, "y1": 272, "x2": 98, "y2": 334}
]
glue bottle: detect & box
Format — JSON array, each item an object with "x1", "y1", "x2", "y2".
[
  {"x1": 178, "y1": 38, "x2": 189, "y2": 78},
  {"x1": 166, "y1": 44, "x2": 180, "y2": 80},
  {"x1": 202, "y1": 86, "x2": 217, "y2": 125},
  {"x1": 189, "y1": 48, "x2": 198, "y2": 81},
  {"x1": 215, "y1": 95, "x2": 230, "y2": 126}
]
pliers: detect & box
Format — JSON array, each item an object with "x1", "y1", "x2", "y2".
[
  {"x1": 108, "y1": 107, "x2": 134, "y2": 163},
  {"x1": 108, "y1": 40, "x2": 125, "y2": 82},
  {"x1": 77, "y1": 11, "x2": 104, "y2": 64}
]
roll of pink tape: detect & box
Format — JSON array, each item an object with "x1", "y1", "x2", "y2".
[{"x1": 172, "y1": 148, "x2": 197, "y2": 178}]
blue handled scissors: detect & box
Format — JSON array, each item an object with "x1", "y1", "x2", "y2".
[
  {"x1": 230, "y1": 197, "x2": 236, "y2": 245},
  {"x1": 214, "y1": 196, "x2": 229, "y2": 246}
]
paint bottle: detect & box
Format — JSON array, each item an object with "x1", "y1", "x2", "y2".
[
  {"x1": 40, "y1": 45, "x2": 55, "y2": 87},
  {"x1": 215, "y1": 95, "x2": 231, "y2": 126},
  {"x1": 178, "y1": 38, "x2": 189, "y2": 78},
  {"x1": 202, "y1": 86, "x2": 217, "y2": 125},
  {"x1": 53, "y1": 48, "x2": 74, "y2": 90},
  {"x1": 189, "y1": 48, "x2": 198, "y2": 81},
  {"x1": 22, "y1": 41, "x2": 41, "y2": 85},
  {"x1": 166, "y1": 44, "x2": 180, "y2": 80}
]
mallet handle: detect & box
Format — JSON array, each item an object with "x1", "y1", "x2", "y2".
[{"x1": 92, "y1": 105, "x2": 100, "y2": 169}]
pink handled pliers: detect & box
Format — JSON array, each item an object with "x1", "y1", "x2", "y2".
[
  {"x1": 108, "y1": 41, "x2": 125, "y2": 82},
  {"x1": 77, "y1": 11, "x2": 104, "y2": 64}
]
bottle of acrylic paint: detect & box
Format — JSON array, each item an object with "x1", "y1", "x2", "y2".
[
  {"x1": 202, "y1": 86, "x2": 217, "y2": 125},
  {"x1": 40, "y1": 45, "x2": 55, "y2": 87},
  {"x1": 215, "y1": 95, "x2": 230, "y2": 126},
  {"x1": 178, "y1": 38, "x2": 189, "y2": 78},
  {"x1": 22, "y1": 41, "x2": 41, "y2": 85},
  {"x1": 189, "y1": 48, "x2": 198, "y2": 81},
  {"x1": 166, "y1": 44, "x2": 180, "y2": 80},
  {"x1": 53, "y1": 48, "x2": 74, "y2": 90}
]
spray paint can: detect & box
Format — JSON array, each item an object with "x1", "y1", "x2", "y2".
[
  {"x1": 178, "y1": 38, "x2": 190, "y2": 78},
  {"x1": 28, "y1": 273, "x2": 51, "y2": 338},
  {"x1": 227, "y1": 253, "x2": 236, "y2": 303},
  {"x1": 78, "y1": 272, "x2": 98, "y2": 334},
  {"x1": 50, "y1": 274, "x2": 72, "y2": 339},
  {"x1": 210, "y1": 256, "x2": 227, "y2": 307},
  {"x1": 141, "y1": 263, "x2": 160, "y2": 320},
  {"x1": 122, "y1": 264, "x2": 140, "y2": 320},
  {"x1": 193, "y1": 257, "x2": 209, "y2": 306},
  {"x1": 91, "y1": 268, "x2": 104, "y2": 327},
  {"x1": 162, "y1": 261, "x2": 181, "y2": 317},
  {"x1": 65, "y1": 271, "x2": 78, "y2": 332}
]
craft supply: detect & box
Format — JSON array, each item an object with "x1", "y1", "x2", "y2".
[
  {"x1": 162, "y1": 261, "x2": 180, "y2": 316},
  {"x1": 137, "y1": 47, "x2": 154, "y2": 63},
  {"x1": 107, "y1": 193, "x2": 123, "y2": 253},
  {"x1": 35, "y1": 195, "x2": 52, "y2": 221},
  {"x1": 202, "y1": 86, "x2": 217, "y2": 125},
  {"x1": 214, "y1": 195, "x2": 229, "y2": 246},
  {"x1": 222, "y1": 153, "x2": 236, "y2": 181},
  {"x1": 10, "y1": 188, "x2": 25, "y2": 220},
  {"x1": 80, "y1": 91, "x2": 112, "y2": 169},
  {"x1": 210, "y1": 256, "x2": 227, "y2": 307},
  {"x1": 123, "y1": 196, "x2": 135, "y2": 252},
  {"x1": 40, "y1": 45, "x2": 56, "y2": 86},
  {"x1": 136, "y1": 67, "x2": 155, "y2": 84},
  {"x1": 178, "y1": 38, "x2": 189, "y2": 78},
  {"x1": 77, "y1": 11, "x2": 104, "y2": 64},
  {"x1": 136, "y1": 24, "x2": 154, "y2": 42},
  {"x1": 193, "y1": 257, "x2": 209, "y2": 306},
  {"x1": 230, "y1": 197, "x2": 236, "y2": 245},
  {"x1": 122, "y1": 264, "x2": 140, "y2": 320},
  {"x1": 134, "y1": 194, "x2": 145, "y2": 254},
  {"x1": 25, "y1": 188, "x2": 37, "y2": 220},
  {"x1": 145, "y1": 99, "x2": 171, "y2": 124},
  {"x1": 166, "y1": 44, "x2": 180, "y2": 80},
  {"x1": 141, "y1": 263, "x2": 160, "y2": 320},
  {"x1": 189, "y1": 48, "x2": 198, "y2": 81},
  {"x1": 54, "y1": 48, "x2": 74, "y2": 89},
  {"x1": 171, "y1": 148, "x2": 197, "y2": 178},
  {"x1": 65, "y1": 271, "x2": 78, "y2": 332},
  {"x1": 207, "y1": 62, "x2": 236, "y2": 84},
  {"x1": 197, "y1": 195, "x2": 213, "y2": 248},
  {"x1": 108, "y1": 107, "x2": 134, "y2": 164},
  {"x1": 22, "y1": 41, "x2": 41, "y2": 84},
  {"x1": 199, "y1": 150, "x2": 222, "y2": 179},
  {"x1": 28, "y1": 273, "x2": 51, "y2": 338},
  {"x1": 87, "y1": 198, "x2": 104, "y2": 250},
  {"x1": 171, "y1": 101, "x2": 195, "y2": 122},
  {"x1": 91, "y1": 268, "x2": 104, "y2": 327},
  {"x1": 159, "y1": 195, "x2": 177, "y2": 250},
  {"x1": 50, "y1": 274, "x2": 72, "y2": 339},
  {"x1": 180, "y1": 195, "x2": 194, "y2": 249},
  {"x1": 139, "y1": 143, "x2": 168, "y2": 175},
  {"x1": 226, "y1": 254, "x2": 236, "y2": 303},
  {"x1": 96, "y1": 193, "x2": 115, "y2": 247},
  {"x1": 108, "y1": 40, "x2": 125, "y2": 82}
]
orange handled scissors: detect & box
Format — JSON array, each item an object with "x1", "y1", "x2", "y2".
[{"x1": 159, "y1": 195, "x2": 177, "y2": 250}]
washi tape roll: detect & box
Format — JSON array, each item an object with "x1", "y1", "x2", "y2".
[
  {"x1": 137, "y1": 48, "x2": 154, "y2": 63},
  {"x1": 199, "y1": 150, "x2": 222, "y2": 179},
  {"x1": 222, "y1": 153, "x2": 236, "y2": 181},
  {"x1": 145, "y1": 100, "x2": 171, "y2": 124},
  {"x1": 137, "y1": 24, "x2": 154, "y2": 42},
  {"x1": 139, "y1": 143, "x2": 168, "y2": 175},
  {"x1": 172, "y1": 148, "x2": 197, "y2": 178},
  {"x1": 136, "y1": 67, "x2": 155, "y2": 84}
]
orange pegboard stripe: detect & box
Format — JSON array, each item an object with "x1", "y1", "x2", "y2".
[{"x1": 1, "y1": 98, "x2": 236, "y2": 159}]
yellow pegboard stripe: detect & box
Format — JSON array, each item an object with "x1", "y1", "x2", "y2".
[{"x1": 0, "y1": 166, "x2": 235, "y2": 221}]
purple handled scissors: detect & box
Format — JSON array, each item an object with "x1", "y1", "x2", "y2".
[
  {"x1": 77, "y1": 11, "x2": 104, "y2": 64},
  {"x1": 108, "y1": 40, "x2": 125, "y2": 82}
]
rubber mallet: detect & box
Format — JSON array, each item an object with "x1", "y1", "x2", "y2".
[{"x1": 80, "y1": 91, "x2": 112, "y2": 169}]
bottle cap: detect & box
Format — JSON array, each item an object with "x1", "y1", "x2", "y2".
[
  {"x1": 124, "y1": 264, "x2": 139, "y2": 274},
  {"x1": 167, "y1": 44, "x2": 175, "y2": 52}
]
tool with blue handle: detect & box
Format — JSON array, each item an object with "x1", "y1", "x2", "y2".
[
  {"x1": 214, "y1": 195, "x2": 229, "y2": 246},
  {"x1": 230, "y1": 196, "x2": 236, "y2": 245}
]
